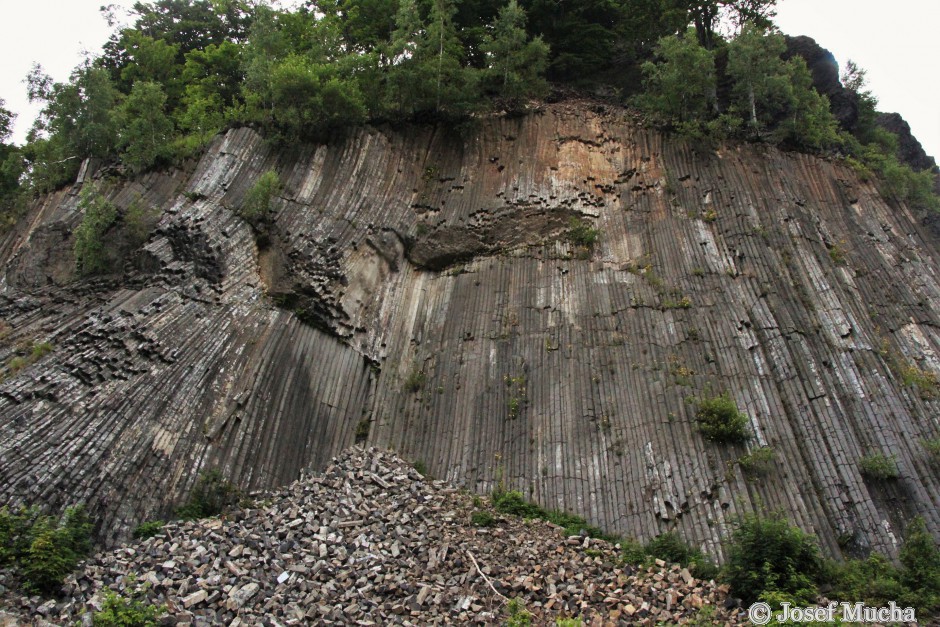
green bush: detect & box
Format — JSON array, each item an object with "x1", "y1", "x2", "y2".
[
  {"x1": 176, "y1": 470, "x2": 240, "y2": 520},
  {"x1": 826, "y1": 516, "x2": 940, "y2": 616},
  {"x1": 858, "y1": 453, "x2": 900, "y2": 480},
  {"x1": 0, "y1": 505, "x2": 93, "y2": 595},
  {"x1": 92, "y1": 589, "x2": 165, "y2": 626},
  {"x1": 619, "y1": 531, "x2": 718, "y2": 580},
  {"x1": 738, "y1": 447, "x2": 776, "y2": 476},
  {"x1": 403, "y1": 367, "x2": 426, "y2": 393},
  {"x1": 567, "y1": 218, "x2": 600, "y2": 249},
  {"x1": 505, "y1": 597, "x2": 532, "y2": 626},
  {"x1": 722, "y1": 511, "x2": 822, "y2": 605},
  {"x1": 471, "y1": 510, "x2": 496, "y2": 527},
  {"x1": 238, "y1": 170, "x2": 281, "y2": 225},
  {"x1": 132, "y1": 520, "x2": 165, "y2": 540},
  {"x1": 898, "y1": 516, "x2": 940, "y2": 612},
  {"x1": 491, "y1": 490, "x2": 608, "y2": 539},
  {"x1": 695, "y1": 394, "x2": 750, "y2": 444},
  {"x1": 74, "y1": 183, "x2": 118, "y2": 276},
  {"x1": 923, "y1": 438, "x2": 940, "y2": 465}
]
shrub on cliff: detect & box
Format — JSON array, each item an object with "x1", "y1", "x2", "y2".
[
  {"x1": 695, "y1": 393, "x2": 750, "y2": 443},
  {"x1": 238, "y1": 170, "x2": 281, "y2": 226},
  {"x1": 74, "y1": 183, "x2": 118, "y2": 276},
  {"x1": 176, "y1": 469, "x2": 241, "y2": 520}
]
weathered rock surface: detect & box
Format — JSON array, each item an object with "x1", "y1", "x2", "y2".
[
  {"x1": 3, "y1": 448, "x2": 744, "y2": 625},
  {"x1": 876, "y1": 112, "x2": 938, "y2": 173},
  {"x1": 1, "y1": 102, "x2": 939, "y2": 561}
]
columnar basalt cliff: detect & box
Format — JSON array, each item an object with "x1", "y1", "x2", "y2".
[{"x1": 1, "y1": 102, "x2": 939, "y2": 561}]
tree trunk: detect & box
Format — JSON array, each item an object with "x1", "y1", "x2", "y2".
[{"x1": 748, "y1": 84, "x2": 758, "y2": 136}]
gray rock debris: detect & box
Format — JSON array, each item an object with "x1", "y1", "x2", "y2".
[{"x1": 6, "y1": 448, "x2": 746, "y2": 625}]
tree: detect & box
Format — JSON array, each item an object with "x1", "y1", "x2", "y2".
[
  {"x1": 24, "y1": 64, "x2": 120, "y2": 190},
  {"x1": 726, "y1": 25, "x2": 789, "y2": 136},
  {"x1": 772, "y1": 57, "x2": 839, "y2": 150},
  {"x1": 638, "y1": 33, "x2": 716, "y2": 125},
  {"x1": 680, "y1": 0, "x2": 777, "y2": 49},
  {"x1": 424, "y1": 0, "x2": 474, "y2": 114},
  {"x1": 0, "y1": 100, "x2": 25, "y2": 228},
  {"x1": 841, "y1": 59, "x2": 879, "y2": 144},
  {"x1": 117, "y1": 82, "x2": 175, "y2": 173},
  {"x1": 480, "y1": 0, "x2": 549, "y2": 108},
  {"x1": 724, "y1": 26, "x2": 838, "y2": 150}
]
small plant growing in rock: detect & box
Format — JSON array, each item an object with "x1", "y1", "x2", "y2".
[
  {"x1": 899, "y1": 363, "x2": 938, "y2": 400},
  {"x1": 505, "y1": 598, "x2": 532, "y2": 626},
  {"x1": 923, "y1": 438, "x2": 940, "y2": 465},
  {"x1": 695, "y1": 393, "x2": 750, "y2": 444},
  {"x1": 355, "y1": 418, "x2": 371, "y2": 443},
  {"x1": 403, "y1": 367, "x2": 426, "y2": 393},
  {"x1": 176, "y1": 470, "x2": 240, "y2": 520},
  {"x1": 133, "y1": 520, "x2": 165, "y2": 540},
  {"x1": 738, "y1": 447, "x2": 776, "y2": 477},
  {"x1": 859, "y1": 453, "x2": 900, "y2": 480},
  {"x1": 471, "y1": 510, "x2": 496, "y2": 527},
  {"x1": 90, "y1": 589, "x2": 166, "y2": 626},
  {"x1": 413, "y1": 460, "x2": 428, "y2": 477},
  {"x1": 567, "y1": 217, "x2": 600, "y2": 249}
]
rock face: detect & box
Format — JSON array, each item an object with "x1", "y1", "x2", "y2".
[
  {"x1": 784, "y1": 35, "x2": 858, "y2": 132},
  {"x1": 6, "y1": 448, "x2": 744, "y2": 625},
  {"x1": 1, "y1": 102, "x2": 940, "y2": 561},
  {"x1": 876, "y1": 112, "x2": 938, "y2": 173}
]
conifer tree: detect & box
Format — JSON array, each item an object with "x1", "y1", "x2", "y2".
[{"x1": 480, "y1": 0, "x2": 549, "y2": 108}]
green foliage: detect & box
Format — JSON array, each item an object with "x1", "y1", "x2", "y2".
[
  {"x1": 123, "y1": 197, "x2": 159, "y2": 248},
  {"x1": 0, "y1": 505, "x2": 92, "y2": 595},
  {"x1": 898, "y1": 516, "x2": 940, "y2": 612},
  {"x1": 491, "y1": 490, "x2": 608, "y2": 539},
  {"x1": 505, "y1": 597, "x2": 532, "y2": 626},
  {"x1": 403, "y1": 366, "x2": 426, "y2": 393},
  {"x1": 567, "y1": 217, "x2": 600, "y2": 249},
  {"x1": 722, "y1": 511, "x2": 822, "y2": 605},
  {"x1": 91, "y1": 589, "x2": 166, "y2": 627},
  {"x1": 638, "y1": 33, "x2": 716, "y2": 125},
  {"x1": 176, "y1": 469, "x2": 240, "y2": 520},
  {"x1": 74, "y1": 183, "x2": 119, "y2": 276},
  {"x1": 133, "y1": 520, "x2": 165, "y2": 540},
  {"x1": 239, "y1": 170, "x2": 281, "y2": 225},
  {"x1": 471, "y1": 510, "x2": 496, "y2": 527},
  {"x1": 923, "y1": 438, "x2": 940, "y2": 465},
  {"x1": 3, "y1": 340, "x2": 55, "y2": 379},
  {"x1": 826, "y1": 516, "x2": 940, "y2": 615},
  {"x1": 480, "y1": 1, "x2": 549, "y2": 109},
  {"x1": 695, "y1": 393, "x2": 750, "y2": 443},
  {"x1": 554, "y1": 619, "x2": 582, "y2": 627},
  {"x1": 858, "y1": 453, "x2": 900, "y2": 480},
  {"x1": 413, "y1": 460, "x2": 429, "y2": 476},
  {"x1": 738, "y1": 446, "x2": 776, "y2": 476},
  {"x1": 827, "y1": 553, "x2": 906, "y2": 609},
  {"x1": 619, "y1": 531, "x2": 718, "y2": 579},
  {"x1": 117, "y1": 81, "x2": 175, "y2": 174}
]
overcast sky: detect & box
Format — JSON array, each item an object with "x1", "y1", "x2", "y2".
[{"x1": 1, "y1": 0, "x2": 938, "y2": 160}]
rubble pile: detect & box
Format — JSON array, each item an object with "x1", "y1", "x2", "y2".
[{"x1": 5, "y1": 448, "x2": 747, "y2": 625}]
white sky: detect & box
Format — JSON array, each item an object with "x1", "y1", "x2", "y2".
[{"x1": 0, "y1": 0, "x2": 938, "y2": 161}]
